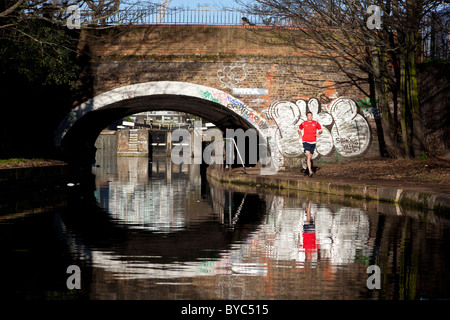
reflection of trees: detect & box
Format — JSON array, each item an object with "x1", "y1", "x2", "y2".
[
  {"x1": 375, "y1": 215, "x2": 420, "y2": 300},
  {"x1": 399, "y1": 218, "x2": 419, "y2": 300},
  {"x1": 62, "y1": 156, "x2": 450, "y2": 297},
  {"x1": 368, "y1": 210, "x2": 450, "y2": 300},
  {"x1": 59, "y1": 165, "x2": 450, "y2": 298}
]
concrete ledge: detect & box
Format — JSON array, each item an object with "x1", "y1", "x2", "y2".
[
  {"x1": 0, "y1": 164, "x2": 70, "y2": 190},
  {"x1": 117, "y1": 152, "x2": 149, "y2": 157},
  {"x1": 207, "y1": 167, "x2": 450, "y2": 214}
]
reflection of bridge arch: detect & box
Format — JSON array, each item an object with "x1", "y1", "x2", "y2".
[
  {"x1": 55, "y1": 81, "x2": 274, "y2": 166},
  {"x1": 59, "y1": 179, "x2": 267, "y2": 271},
  {"x1": 59, "y1": 178, "x2": 373, "y2": 280}
]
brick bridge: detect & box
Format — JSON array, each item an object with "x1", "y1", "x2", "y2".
[{"x1": 56, "y1": 25, "x2": 380, "y2": 169}]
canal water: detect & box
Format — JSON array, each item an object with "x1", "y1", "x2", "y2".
[{"x1": 1, "y1": 155, "x2": 450, "y2": 301}]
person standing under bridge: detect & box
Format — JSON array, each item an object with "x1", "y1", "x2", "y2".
[{"x1": 298, "y1": 111, "x2": 322, "y2": 177}]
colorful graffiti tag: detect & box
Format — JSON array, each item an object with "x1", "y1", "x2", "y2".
[
  {"x1": 356, "y1": 98, "x2": 382, "y2": 120},
  {"x1": 56, "y1": 81, "x2": 372, "y2": 173},
  {"x1": 197, "y1": 88, "x2": 269, "y2": 132}
]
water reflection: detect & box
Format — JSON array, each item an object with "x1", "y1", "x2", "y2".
[
  {"x1": 1, "y1": 155, "x2": 450, "y2": 300},
  {"x1": 94, "y1": 157, "x2": 207, "y2": 232},
  {"x1": 65, "y1": 156, "x2": 371, "y2": 278},
  {"x1": 58, "y1": 157, "x2": 266, "y2": 281}
]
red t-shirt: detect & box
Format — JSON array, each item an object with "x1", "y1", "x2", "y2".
[
  {"x1": 299, "y1": 120, "x2": 322, "y2": 143},
  {"x1": 302, "y1": 232, "x2": 318, "y2": 251}
]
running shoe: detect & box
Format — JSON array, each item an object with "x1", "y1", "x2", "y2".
[{"x1": 301, "y1": 158, "x2": 307, "y2": 170}]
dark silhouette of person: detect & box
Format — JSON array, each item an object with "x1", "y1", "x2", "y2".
[{"x1": 241, "y1": 17, "x2": 255, "y2": 26}]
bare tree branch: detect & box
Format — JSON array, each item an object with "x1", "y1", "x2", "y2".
[{"x1": 0, "y1": 0, "x2": 25, "y2": 18}]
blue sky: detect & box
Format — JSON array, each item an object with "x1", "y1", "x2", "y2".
[{"x1": 163, "y1": 0, "x2": 243, "y2": 9}]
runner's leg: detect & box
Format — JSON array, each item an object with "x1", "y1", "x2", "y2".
[{"x1": 306, "y1": 150, "x2": 312, "y2": 175}]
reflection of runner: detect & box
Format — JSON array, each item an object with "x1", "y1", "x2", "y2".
[{"x1": 299, "y1": 201, "x2": 319, "y2": 261}]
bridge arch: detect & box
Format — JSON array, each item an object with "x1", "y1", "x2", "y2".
[{"x1": 55, "y1": 81, "x2": 275, "y2": 167}]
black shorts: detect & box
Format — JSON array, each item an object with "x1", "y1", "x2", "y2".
[
  {"x1": 303, "y1": 142, "x2": 316, "y2": 154},
  {"x1": 303, "y1": 223, "x2": 315, "y2": 232}
]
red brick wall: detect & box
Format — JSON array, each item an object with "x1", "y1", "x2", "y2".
[
  {"x1": 78, "y1": 26, "x2": 367, "y2": 108},
  {"x1": 79, "y1": 25, "x2": 305, "y2": 57},
  {"x1": 76, "y1": 25, "x2": 381, "y2": 163}
]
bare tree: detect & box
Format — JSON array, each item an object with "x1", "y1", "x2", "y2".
[
  {"x1": 237, "y1": 0, "x2": 449, "y2": 158},
  {"x1": 84, "y1": 0, "x2": 119, "y2": 26},
  {"x1": 0, "y1": 1, "x2": 159, "y2": 72},
  {"x1": 0, "y1": 0, "x2": 160, "y2": 88},
  {"x1": 0, "y1": 1, "x2": 158, "y2": 31}
]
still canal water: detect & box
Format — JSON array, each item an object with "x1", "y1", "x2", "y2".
[{"x1": 1, "y1": 155, "x2": 450, "y2": 300}]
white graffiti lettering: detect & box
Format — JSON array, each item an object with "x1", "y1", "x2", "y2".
[
  {"x1": 268, "y1": 97, "x2": 371, "y2": 159},
  {"x1": 217, "y1": 63, "x2": 249, "y2": 89}
]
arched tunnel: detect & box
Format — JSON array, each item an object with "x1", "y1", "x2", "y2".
[{"x1": 55, "y1": 82, "x2": 273, "y2": 170}]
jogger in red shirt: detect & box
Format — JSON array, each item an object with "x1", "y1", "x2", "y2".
[{"x1": 298, "y1": 111, "x2": 323, "y2": 177}]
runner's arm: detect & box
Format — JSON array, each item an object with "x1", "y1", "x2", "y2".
[{"x1": 317, "y1": 122, "x2": 323, "y2": 135}]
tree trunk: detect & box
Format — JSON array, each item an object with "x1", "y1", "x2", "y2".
[
  {"x1": 398, "y1": 0, "x2": 426, "y2": 159},
  {"x1": 407, "y1": 45, "x2": 426, "y2": 157},
  {"x1": 371, "y1": 44, "x2": 390, "y2": 158},
  {"x1": 399, "y1": 54, "x2": 411, "y2": 157}
]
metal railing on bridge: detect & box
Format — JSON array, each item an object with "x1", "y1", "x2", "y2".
[
  {"x1": 79, "y1": 6, "x2": 286, "y2": 27},
  {"x1": 78, "y1": 5, "x2": 449, "y2": 61}
]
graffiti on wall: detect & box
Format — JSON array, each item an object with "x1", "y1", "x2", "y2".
[
  {"x1": 55, "y1": 82, "x2": 274, "y2": 149},
  {"x1": 197, "y1": 87, "x2": 270, "y2": 133},
  {"x1": 196, "y1": 86, "x2": 281, "y2": 172},
  {"x1": 217, "y1": 62, "x2": 250, "y2": 89},
  {"x1": 268, "y1": 97, "x2": 371, "y2": 159},
  {"x1": 56, "y1": 80, "x2": 372, "y2": 172},
  {"x1": 356, "y1": 98, "x2": 382, "y2": 120}
]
